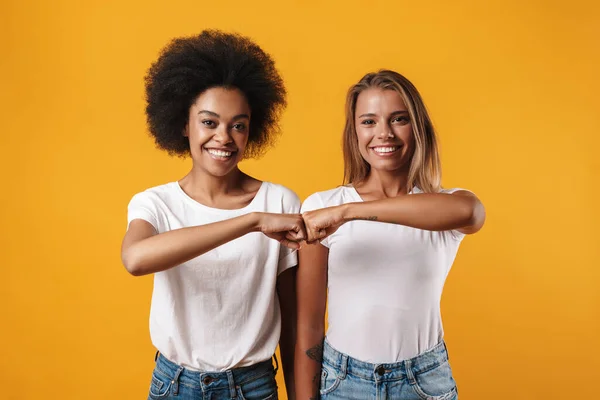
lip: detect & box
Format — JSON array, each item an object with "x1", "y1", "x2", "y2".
[
  {"x1": 203, "y1": 147, "x2": 237, "y2": 161},
  {"x1": 204, "y1": 147, "x2": 237, "y2": 152},
  {"x1": 369, "y1": 145, "x2": 401, "y2": 157}
]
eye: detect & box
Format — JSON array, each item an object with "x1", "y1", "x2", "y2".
[
  {"x1": 202, "y1": 120, "x2": 216, "y2": 127},
  {"x1": 232, "y1": 123, "x2": 247, "y2": 131},
  {"x1": 392, "y1": 116, "x2": 410, "y2": 124},
  {"x1": 361, "y1": 119, "x2": 375, "y2": 125}
]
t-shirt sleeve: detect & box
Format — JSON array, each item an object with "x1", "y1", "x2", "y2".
[
  {"x1": 127, "y1": 191, "x2": 161, "y2": 233},
  {"x1": 300, "y1": 192, "x2": 331, "y2": 248},
  {"x1": 441, "y1": 187, "x2": 474, "y2": 241},
  {"x1": 278, "y1": 189, "x2": 301, "y2": 275}
]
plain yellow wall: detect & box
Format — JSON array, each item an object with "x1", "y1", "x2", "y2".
[{"x1": 1, "y1": 0, "x2": 599, "y2": 399}]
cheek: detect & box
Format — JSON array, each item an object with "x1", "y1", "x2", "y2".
[
  {"x1": 355, "y1": 128, "x2": 371, "y2": 148},
  {"x1": 189, "y1": 125, "x2": 214, "y2": 146},
  {"x1": 234, "y1": 133, "x2": 249, "y2": 150},
  {"x1": 354, "y1": 131, "x2": 371, "y2": 159},
  {"x1": 397, "y1": 126, "x2": 414, "y2": 147},
  {"x1": 403, "y1": 134, "x2": 416, "y2": 160}
]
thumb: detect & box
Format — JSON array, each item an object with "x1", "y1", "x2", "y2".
[{"x1": 280, "y1": 238, "x2": 300, "y2": 250}]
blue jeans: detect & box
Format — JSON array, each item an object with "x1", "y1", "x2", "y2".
[
  {"x1": 320, "y1": 340, "x2": 458, "y2": 400},
  {"x1": 148, "y1": 353, "x2": 278, "y2": 400}
]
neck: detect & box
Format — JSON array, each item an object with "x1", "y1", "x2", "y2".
[
  {"x1": 361, "y1": 168, "x2": 410, "y2": 197},
  {"x1": 180, "y1": 165, "x2": 244, "y2": 200}
]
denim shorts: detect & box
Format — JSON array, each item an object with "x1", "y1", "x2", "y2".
[
  {"x1": 148, "y1": 352, "x2": 279, "y2": 400},
  {"x1": 320, "y1": 340, "x2": 458, "y2": 400}
]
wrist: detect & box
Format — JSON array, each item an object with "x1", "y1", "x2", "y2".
[
  {"x1": 246, "y1": 212, "x2": 263, "y2": 233},
  {"x1": 340, "y1": 203, "x2": 357, "y2": 222}
]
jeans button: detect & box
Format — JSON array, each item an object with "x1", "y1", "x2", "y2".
[
  {"x1": 376, "y1": 366, "x2": 385, "y2": 376},
  {"x1": 203, "y1": 376, "x2": 214, "y2": 385}
]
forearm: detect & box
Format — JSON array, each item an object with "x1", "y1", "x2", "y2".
[
  {"x1": 277, "y1": 268, "x2": 298, "y2": 400},
  {"x1": 295, "y1": 326, "x2": 324, "y2": 400},
  {"x1": 295, "y1": 243, "x2": 328, "y2": 399},
  {"x1": 123, "y1": 212, "x2": 259, "y2": 276},
  {"x1": 279, "y1": 325, "x2": 296, "y2": 400},
  {"x1": 342, "y1": 193, "x2": 481, "y2": 231}
]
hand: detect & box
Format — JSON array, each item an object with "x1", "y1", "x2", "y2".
[
  {"x1": 257, "y1": 213, "x2": 307, "y2": 250},
  {"x1": 302, "y1": 205, "x2": 346, "y2": 243}
]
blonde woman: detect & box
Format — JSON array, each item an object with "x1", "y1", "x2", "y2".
[{"x1": 295, "y1": 70, "x2": 485, "y2": 400}]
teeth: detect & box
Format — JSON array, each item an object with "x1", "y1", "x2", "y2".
[
  {"x1": 373, "y1": 146, "x2": 398, "y2": 153},
  {"x1": 207, "y1": 149, "x2": 232, "y2": 157}
]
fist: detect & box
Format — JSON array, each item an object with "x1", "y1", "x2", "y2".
[
  {"x1": 302, "y1": 205, "x2": 346, "y2": 243},
  {"x1": 258, "y1": 213, "x2": 307, "y2": 250}
]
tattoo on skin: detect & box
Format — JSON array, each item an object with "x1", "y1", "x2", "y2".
[
  {"x1": 306, "y1": 343, "x2": 324, "y2": 363},
  {"x1": 349, "y1": 216, "x2": 378, "y2": 221}
]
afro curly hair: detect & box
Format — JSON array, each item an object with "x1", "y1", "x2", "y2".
[{"x1": 144, "y1": 30, "x2": 287, "y2": 159}]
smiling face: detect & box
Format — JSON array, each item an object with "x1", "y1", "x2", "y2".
[
  {"x1": 184, "y1": 87, "x2": 251, "y2": 177},
  {"x1": 354, "y1": 88, "x2": 415, "y2": 174}
]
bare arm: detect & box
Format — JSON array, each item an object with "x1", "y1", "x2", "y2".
[
  {"x1": 303, "y1": 191, "x2": 486, "y2": 242},
  {"x1": 121, "y1": 212, "x2": 305, "y2": 276},
  {"x1": 295, "y1": 242, "x2": 328, "y2": 400},
  {"x1": 344, "y1": 190, "x2": 485, "y2": 234},
  {"x1": 277, "y1": 267, "x2": 297, "y2": 400}
]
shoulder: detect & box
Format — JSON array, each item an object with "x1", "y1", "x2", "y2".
[
  {"x1": 128, "y1": 182, "x2": 179, "y2": 206},
  {"x1": 261, "y1": 182, "x2": 301, "y2": 211},
  {"x1": 439, "y1": 187, "x2": 476, "y2": 197},
  {"x1": 126, "y1": 183, "x2": 178, "y2": 227},
  {"x1": 302, "y1": 186, "x2": 354, "y2": 212},
  {"x1": 411, "y1": 186, "x2": 474, "y2": 196},
  {"x1": 264, "y1": 182, "x2": 300, "y2": 201},
  {"x1": 262, "y1": 182, "x2": 300, "y2": 203}
]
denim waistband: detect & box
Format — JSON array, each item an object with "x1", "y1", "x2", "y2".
[
  {"x1": 322, "y1": 339, "x2": 449, "y2": 382},
  {"x1": 153, "y1": 352, "x2": 277, "y2": 394}
]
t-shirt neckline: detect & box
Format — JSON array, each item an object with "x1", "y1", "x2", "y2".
[
  {"x1": 347, "y1": 184, "x2": 420, "y2": 202},
  {"x1": 172, "y1": 181, "x2": 267, "y2": 213}
]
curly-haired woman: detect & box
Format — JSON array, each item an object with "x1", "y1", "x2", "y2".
[{"x1": 121, "y1": 30, "x2": 303, "y2": 400}]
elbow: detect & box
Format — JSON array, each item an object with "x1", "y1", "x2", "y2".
[
  {"x1": 463, "y1": 198, "x2": 486, "y2": 233},
  {"x1": 297, "y1": 319, "x2": 325, "y2": 341},
  {"x1": 121, "y1": 249, "x2": 147, "y2": 277}
]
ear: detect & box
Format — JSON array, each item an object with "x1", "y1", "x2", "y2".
[{"x1": 183, "y1": 124, "x2": 189, "y2": 137}]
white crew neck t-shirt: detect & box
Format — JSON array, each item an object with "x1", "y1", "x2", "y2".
[
  {"x1": 301, "y1": 185, "x2": 466, "y2": 363},
  {"x1": 127, "y1": 181, "x2": 300, "y2": 371}
]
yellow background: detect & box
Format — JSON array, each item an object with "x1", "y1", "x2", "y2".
[{"x1": 1, "y1": 0, "x2": 599, "y2": 399}]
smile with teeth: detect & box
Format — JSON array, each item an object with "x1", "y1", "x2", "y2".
[
  {"x1": 371, "y1": 146, "x2": 400, "y2": 154},
  {"x1": 206, "y1": 148, "x2": 234, "y2": 158}
]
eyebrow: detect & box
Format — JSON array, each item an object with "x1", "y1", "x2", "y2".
[
  {"x1": 358, "y1": 110, "x2": 408, "y2": 118},
  {"x1": 198, "y1": 110, "x2": 250, "y2": 120}
]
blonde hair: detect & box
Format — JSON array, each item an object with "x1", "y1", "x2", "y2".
[{"x1": 342, "y1": 70, "x2": 441, "y2": 193}]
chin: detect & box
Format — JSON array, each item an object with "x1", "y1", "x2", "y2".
[
  {"x1": 206, "y1": 166, "x2": 238, "y2": 177},
  {"x1": 372, "y1": 164, "x2": 411, "y2": 176},
  {"x1": 369, "y1": 159, "x2": 403, "y2": 170}
]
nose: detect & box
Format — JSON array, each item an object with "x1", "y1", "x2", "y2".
[
  {"x1": 379, "y1": 128, "x2": 394, "y2": 139},
  {"x1": 213, "y1": 125, "x2": 233, "y2": 144}
]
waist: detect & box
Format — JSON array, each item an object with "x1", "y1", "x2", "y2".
[
  {"x1": 149, "y1": 298, "x2": 282, "y2": 370},
  {"x1": 326, "y1": 305, "x2": 444, "y2": 362},
  {"x1": 322, "y1": 339, "x2": 450, "y2": 381},
  {"x1": 155, "y1": 353, "x2": 276, "y2": 388}
]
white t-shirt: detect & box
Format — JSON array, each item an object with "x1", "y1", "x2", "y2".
[
  {"x1": 301, "y1": 185, "x2": 466, "y2": 363},
  {"x1": 127, "y1": 181, "x2": 299, "y2": 371}
]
